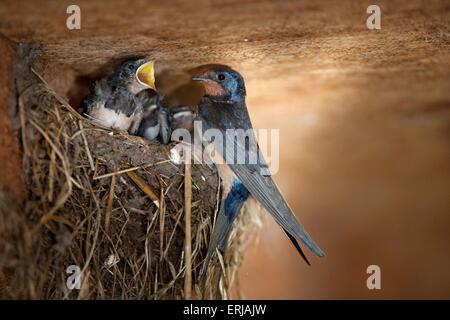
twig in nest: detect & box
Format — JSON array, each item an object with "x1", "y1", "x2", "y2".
[
  {"x1": 93, "y1": 160, "x2": 171, "y2": 180},
  {"x1": 158, "y1": 176, "x2": 166, "y2": 263},
  {"x1": 29, "y1": 119, "x2": 72, "y2": 234},
  {"x1": 79, "y1": 121, "x2": 95, "y2": 171},
  {"x1": 105, "y1": 173, "x2": 116, "y2": 233},
  {"x1": 125, "y1": 171, "x2": 160, "y2": 207},
  {"x1": 216, "y1": 249, "x2": 228, "y2": 299},
  {"x1": 94, "y1": 166, "x2": 144, "y2": 180},
  {"x1": 163, "y1": 208, "x2": 184, "y2": 258},
  {"x1": 18, "y1": 96, "x2": 30, "y2": 157},
  {"x1": 184, "y1": 163, "x2": 192, "y2": 299}
]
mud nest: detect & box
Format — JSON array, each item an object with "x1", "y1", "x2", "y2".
[{"x1": 0, "y1": 47, "x2": 260, "y2": 299}]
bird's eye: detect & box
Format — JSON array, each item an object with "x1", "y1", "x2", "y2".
[
  {"x1": 217, "y1": 74, "x2": 226, "y2": 81},
  {"x1": 128, "y1": 64, "x2": 135, "y2": 71}
]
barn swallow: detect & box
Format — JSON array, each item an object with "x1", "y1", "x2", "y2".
[
  {"x1": 137, "y1": 92, "x2": 195, "y2": 144},
  {"x1": 79, "y1": 58, "x2": 156, "y2": 134},
  {"x1": 157, "y1": 105, "x2": 195, "y2": 144},
  {"x1": 136, "y1": 92, "x2": 163, "y2": 141},
  {"x1": 193, "y1": 66, "x2": 325, "y2": 273}
]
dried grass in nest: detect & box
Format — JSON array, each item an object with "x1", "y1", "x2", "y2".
[{"x1": 0, "y1": 59, "x2": 261, "y2": 299}]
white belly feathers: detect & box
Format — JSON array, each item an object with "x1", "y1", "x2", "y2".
[{"x1": 90, "y1": 103, "x2": 136, "y2": 132}]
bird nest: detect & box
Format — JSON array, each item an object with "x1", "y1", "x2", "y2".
[{"x1": 0, "y1": 47, "x2": 260, "y2": 299}]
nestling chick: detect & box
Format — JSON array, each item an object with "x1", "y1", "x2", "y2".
[
  {"x1": 79, "y1": 58, "x2": 156, "y2": 134},
  {"x1": 137, "y1": 93, "x2": 195, "y2": 144}
]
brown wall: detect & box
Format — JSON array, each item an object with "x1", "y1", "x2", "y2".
[
  {"x1": 0, "y1": 0, "x2": 449, "y2": 299},
  {"x1": 0, "y1": 35, "x2": 24, "y2": 203}
]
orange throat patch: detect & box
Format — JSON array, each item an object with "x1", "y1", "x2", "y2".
[{"x1": 203, "y1": 80, "x2": 225, "y2": 97}]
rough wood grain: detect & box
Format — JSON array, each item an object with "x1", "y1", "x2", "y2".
[{"x1": 0, "y1": 0, "x2": 449, "y2": 299}]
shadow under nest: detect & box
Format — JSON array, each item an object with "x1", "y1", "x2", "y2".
[{"x1": 0, "y1": 49, "x2": 260, "y2": 299}]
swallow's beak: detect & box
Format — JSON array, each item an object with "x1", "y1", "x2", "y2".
[
  {"x1": 136, "y1": 60, "x2": 156, "y2": 91},
  {"x1": 192, "y1": 76, "x2": 208, "y2": 82}
]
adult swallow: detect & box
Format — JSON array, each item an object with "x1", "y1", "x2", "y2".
[
  {"x1": 193, "y1": 66, "x2": 325, "y2": 273},
  {"x1": 137, "y1": 92, "x2": 195, "y2": 144},
  {"x1": 79, "y1": 58, "x2": 156, "y2": 134}
]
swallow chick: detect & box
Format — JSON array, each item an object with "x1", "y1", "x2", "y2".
[
  {"x1": 136, "y1": 91, "x2": 162, "y2": 141},
  {"x1": 137, "y1": 92, "x2": 195, "y2": 144},
  {"x1": 193, "y1": 66, "x2": 325, "y2": 273},
  {"x1": 161, "y1": 105, "x2": 195, "y2": 143},
  {"x1": 79, "y1": 58, "x2": 156, "y2": 134}
]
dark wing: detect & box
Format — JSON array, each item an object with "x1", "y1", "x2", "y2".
[
  {"x1": 198, "y1": 98, "x2": 324, "y2": 258},
  {"x1": 202, "y1": 204, "x2": 235, "y2": 275},
  {"x1": 225, "y1": 135, "x2": 325, "y2": 258},
  {"x1": 283, "y1": 228, "x2": 310, "y2": 265},
  {"x1": 158, "y1": 107, "x2": 171, "y2": 144}
]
